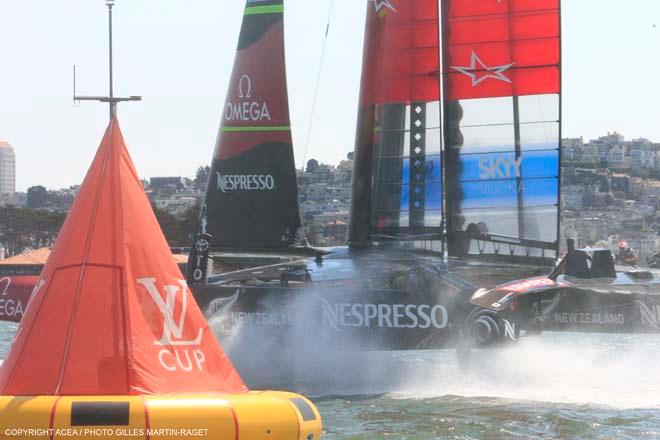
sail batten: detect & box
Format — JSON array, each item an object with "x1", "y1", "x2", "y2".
[{"x1": 245, "y1": 5, "x2": 284, "y2": 15}]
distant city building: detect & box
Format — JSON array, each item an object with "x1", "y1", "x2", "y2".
[
  {"x1": 0, "y1": 141, "x2": 16, "y2": 194},
  {"x1": 26, "y1": 185, "x2": 48, "y2": 209},
  {"x1": 298, "y1": 158, "x2": 353, "y2": 245},
  {"x1": 153, "y1": 195, "x2": 200, "y2": 217},
  {"x1": 149, "y1": 176, "x2": 186, "y2": 192},
  {"x1": 608, "y1": 145, "x2": 627, "y2": 167},
  {"x1": 580, "y1": 143, "x2": 598, "y2": 163},
  {"x1": 600, "y1": 131, "x2": 625, "y2": 144},
  {"x1": 0, "y1": 191, "x2": 26, "y2": 207},
  {"x1": 561, "y1": 137, "x2": 584, "y2": 162}
]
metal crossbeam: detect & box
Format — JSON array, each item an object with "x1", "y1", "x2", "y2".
[{"x1": 73, "y1": 1, "x2": 141, "y2": 120}]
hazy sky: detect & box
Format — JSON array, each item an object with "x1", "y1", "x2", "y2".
[{"x1": 0, "y1": 1, "x2": 659, "y2": 191}]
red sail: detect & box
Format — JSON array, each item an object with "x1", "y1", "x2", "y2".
[
  {"x1": 361, "y1": 0, "x2": 440, "y2": 105},
  {"x1": 215, "y1": 6, "x2": 292, "y2": 161},
  {"x1": 444, "y1": 0, "x2": 560, "y2": 100},
  {"x1": 350, "y1": 0, "x2": 442, "y2": 244},
  {"x1": 0, "y1": 119, "x2": 247, "y2": 396}
]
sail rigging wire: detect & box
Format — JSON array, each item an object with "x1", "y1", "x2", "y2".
[{"x1": 300, "y1": 0, "x2": 335, "y2": 173}]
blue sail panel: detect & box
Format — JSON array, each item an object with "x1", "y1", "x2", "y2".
[
  {"x1": 460, "y1": 178, "x2": 558, "y2": 210},
  {"x1": 459, "y1": 150, "x2": 559, "y2": 181},
  {"x1": 444, "y1": 93, "x2": 561, "y2": 258}
]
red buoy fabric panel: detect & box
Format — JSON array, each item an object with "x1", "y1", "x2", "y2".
[{"x1": 0, "y1": 119, "x2": 247, "y2": 396}]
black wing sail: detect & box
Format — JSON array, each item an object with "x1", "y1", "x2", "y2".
[{"x1": 188, "y1": 0, "x2": 301, "y2": 283}]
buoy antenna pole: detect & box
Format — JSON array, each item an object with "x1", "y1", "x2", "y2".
[
  {"x1": 108, "y1": 0, "x2": 115, "y2": 119},
  {"x1": 73, "y1": 0, "x2": 141, "y2": 121}
]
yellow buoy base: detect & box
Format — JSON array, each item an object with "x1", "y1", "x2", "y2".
[{"x1": 0, "y1": 391, "x2": 322, "y2": 440}]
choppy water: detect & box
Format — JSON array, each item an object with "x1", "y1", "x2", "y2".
[{"x1": 2, "y1": 321, "x2": 660, "y2": 439}]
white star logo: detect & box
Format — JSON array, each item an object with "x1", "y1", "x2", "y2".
[
  {"x1": 451, "y1": 51, "x2": 515, "y2": 87},
  {"x1": 371, "y1": 0, "x2": 397, "y2": 13}
]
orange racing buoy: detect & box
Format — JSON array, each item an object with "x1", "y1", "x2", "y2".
[{"x1": 0, "y1": 118, "x2": 322, "y2": 439}]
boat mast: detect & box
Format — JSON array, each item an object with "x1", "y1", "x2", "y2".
[{"x1": 73, "y1": 0, "x2": 141, "y2": 120}]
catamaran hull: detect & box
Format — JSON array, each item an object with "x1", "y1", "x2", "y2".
[
  {"x1": 506, "y1": 288, "x2": 660, "y2": 334},
  {"x1": 193, "y1": 284, "x2": 660, "y2": 355},
  {"x1": 193, "y1": 285, "x2": 476, "y2": 351}
]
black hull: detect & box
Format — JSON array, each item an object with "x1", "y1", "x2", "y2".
[
  {"x1": 516, "y1": 288, "x2": 660, "y2": 334},
  {"x1": 193, "y1": 283, "x2": 660, "y2": 354},
  {"x1": 193, "y1": 284, "x2": 475, "y2": 351}
]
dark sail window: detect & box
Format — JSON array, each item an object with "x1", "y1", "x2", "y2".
[
  {"x1": 447, "y1": 94, "x2": 560, "y2": 257},
  {"x1": 371, "y1": 102, "x2": 443, "y2": 233}
]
